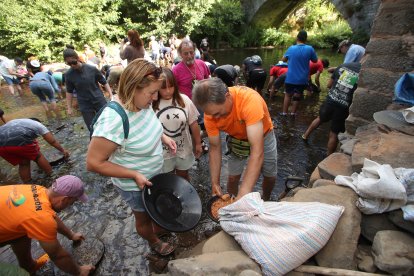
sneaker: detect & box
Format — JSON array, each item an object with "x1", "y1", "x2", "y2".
[
  {"x1": 278, "y1": 112, "x2": 287, "y2": 116},
  {"x1": 301, "y1": 134, "x2": 308, "y2": 143},
  {"x1": 289, "y1": 112, "x2": 296, "y2": 116}
]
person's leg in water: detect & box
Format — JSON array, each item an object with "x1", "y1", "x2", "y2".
[
  {"x1": 282, "y1": 93, "x2": 292, "y2": 114},
  {"x1": 10, "y1": 236, "x2": 38, "y2": 273},
  {"x1": 302, "y1": 117, "x2": 321, "y2": 140},
  {"x1": 291, "y1": 93, "x2": 301, "y2": 115},
  {"x1": 327, "y1": 131, "x2": 339, "y2": 155},
  {"x1": 35, "y1": 152, "x2": 53, "y2": 176},
  {"x1": 18, "y1": 159, "x2": 32, "y2": 183}
]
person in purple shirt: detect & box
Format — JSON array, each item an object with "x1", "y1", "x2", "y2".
[{"x1": 281, "y1": 30, "x2": 318, "y2": 116}]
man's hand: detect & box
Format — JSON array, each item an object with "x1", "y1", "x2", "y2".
[
  {"x1": 62, "y1": 149, "x2": 70, "y2": 159},
  {"x1": 79, "y1": 265, "x2": 95, "y2": 276},
  {"x1": 212, "y1": 183, "x2": 223, "y2": 197},
  {"x1": 70, "y1": 232, "x2": 85, "y2": 242},
  {"x1": 194, "y1": 142, "x2": 202, "y2": 159}
]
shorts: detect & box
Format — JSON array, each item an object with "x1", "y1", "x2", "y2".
[
  {"x1": 227, "y1": 131, "x2": 277, "y2": 178},
  {"x1": 247, "y1": 69, "x2": 267, "y2": 91},
  {"x1": 29, "y1": 81, "x2": 56, "y2": 103},
  {"x1": 285, "y1": 83, "x2": 307, "y2": 95},
  {"x1": 273, "y1": 73, "x2": 287, "y2": 90},
  {"x1": 0, "y1": 141, "x2": 40, "y2": 166},
  {"x1": 115, "y1": 186, "x2": 146, "y2": 212},
  {"x1": 2, "y1": 76, "x2": 20, "y2": 85},
  {"x1": 319, "y1": 101, "x2": 349, "y2": 134},
  {"x1": 162, "y1": 154, "x2": 195, "y2": 172}
]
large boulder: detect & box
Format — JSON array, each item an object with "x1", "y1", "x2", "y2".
[
  {"x1": 317, "y1": 153, "x2": 353, "y2": 180},
  {"x1": 308, "y1": 167, "x2": 321, "y2": 187},
  {"x1": 168, "y1": 251, "x2": 261, "y2": 276},
  {"x1": 360, "y1": 213, "x2": 399, "y2": 242},
  {"x1": 284, "y1": 185, "x2": 361, "y2": 269},
  {"x1": 352, "y1": 125, "x2": 414, "y2": 172},
  {"x1": 388, "y1": 209, "x2": 414, "y2": 235},
  {"x1": 372, "y1": 230, "x2": 414, "y2": 275},
  {"x1": 312, "y1": 179, "x2": 335, "y2": 188}
]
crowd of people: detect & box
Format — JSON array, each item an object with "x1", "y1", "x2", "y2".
[{"x1": 0, "y1": 29, "x2": 366, "y2": 274}]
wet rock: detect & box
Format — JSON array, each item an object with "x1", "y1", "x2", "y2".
[
  {"x1": 317, "y1": 153, "x2": 353, "y2": 180},
  {"x1": 308, "y1": 167, "x2": 321, "y2": 187},
  {"x1": 352, "y1": 125, "x2": 414, "y2": 172},
  {"x1": 356, "y1": 244, "x2": 377, "y2": 273},
  {"x1": 312, "y1": 179, "x2": 335, "y2": 188},
  {"x1": 372, "y1": 230, "x2": 414, "y2": 275},
  {"x1": 168, "y1": 251, "x2": 261, "y2": 276},
  {"x1": 285, "y1": 185, "x2": 360, "y2": 269},
  {"x1": 388, "y1": 209, "x2": 414, "y2": 234},
  {"x1": 360, "y1": 213, "x2": 399, "y2": 242}
]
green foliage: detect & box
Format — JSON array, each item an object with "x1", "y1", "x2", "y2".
[
  {"x1": 260, "y1": 28, "x2": 295, "y2": 47},
  {"x1": 119, "y1": 0, "x2": 214, "y2": 40},
  {"x1": 192, "y1": 0, "x2": 245, "y2": 48},
  {"x1": 0, "y1": 0, "x2": 122, "y2": 61},
  {"x1": 308, "y1": 20, "x2": 352, "y2": 48}
]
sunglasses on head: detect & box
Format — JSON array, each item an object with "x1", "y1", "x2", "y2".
[
  {"x1": 144, "y1": 67, "x2": 162, "y2": 78},
  {"x1": 66, "y1": 60, "x2": 78, "y2": 66}
]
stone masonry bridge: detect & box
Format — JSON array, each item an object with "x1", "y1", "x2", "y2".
[{"x1": 243, "y1": 0, "x2": 381, "y2": 35}]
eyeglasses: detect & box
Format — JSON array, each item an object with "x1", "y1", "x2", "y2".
[
  {"x1": 66, "y1": 60, "x2": 78, "y2": 66},
  {"x1": 144, "y1": 67, "x2": 162, "y2": 78}
]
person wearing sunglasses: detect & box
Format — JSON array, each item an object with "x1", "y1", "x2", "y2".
[
  {"x1": 63, "y1": 48, "x2": 113, "y2": 132},
  {"x1": 86, "y1": 59, "x2": 177, "y2": 256}
]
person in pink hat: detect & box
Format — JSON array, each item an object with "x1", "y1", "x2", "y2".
[{"x1": 0, "y1": 175, "x2": 94, "y2": 275}]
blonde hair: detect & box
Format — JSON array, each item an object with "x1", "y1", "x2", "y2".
[{"x1": 118, "y1": 59, "x2": 162, "y2": 111}]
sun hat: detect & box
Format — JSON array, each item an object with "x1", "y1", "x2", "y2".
[
  {"x1": 30, "y1": 60, "x2": 40, "y2": 68},
  {"x1": 337, "y1": 39, "x2": 350, "y2": 53},
  {"x1": 373, "y1": 107, "x2": 414, "y2": 130},
  {"x1": 52, "y1": 175, "x2": 88, "y2": 202}
]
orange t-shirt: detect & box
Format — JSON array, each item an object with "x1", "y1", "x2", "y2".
[
  {"x1": 0, "y1": 185, "x2": 57, "y2": 243},
  {"x1": 204, "y1": 86, "x2": 273, "y2": 140}
]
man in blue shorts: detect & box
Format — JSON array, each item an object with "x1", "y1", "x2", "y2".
[
  {"x1": 302, "y1": 62, "x2": 361, "y2": 155},
  {"x1": 281, "y1": 31, "x2": 318, "y2": 116}
]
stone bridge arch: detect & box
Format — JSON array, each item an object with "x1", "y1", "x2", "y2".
[{"x1": 243, "y1": 0, "x2": 381, "y2": 34}]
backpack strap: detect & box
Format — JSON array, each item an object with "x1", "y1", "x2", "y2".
[{"x1": 90, "y1": 101, "x2": 129, "y2": 140}]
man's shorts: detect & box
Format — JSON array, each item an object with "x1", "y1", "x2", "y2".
[
  {"x1": 162, "y1": 154, "x2": 195, "y2": 172},
  {"x1": 227, "y1": 131, "x2": 277, "y2": 178},
  {"x1": 273, "y1": 73, "x2": 287, "y2": 90},
  {"x1": 247, "y1": 69, "x2": 267, "y2": 91},
  {"x1": 0, "y1": 141, "x2": 40, "y2": 165},
  {"x1": 115, "y1": 186, "x2": 146, "y2": 212},
  {"x1": 319, "y1": 101, "x2": 349, "y2": 134},
  {"x1": 285, "y1": 83, "x2": 307, "y2": 95},
  {"x1": 2, "y1": 76, "x2": 20, "y2": 85}
]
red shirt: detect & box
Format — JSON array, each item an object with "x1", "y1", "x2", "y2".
[
  {"x1": 269, "y1": 66, "x2": 288, "y2": 78},
  {"x1": 309, "y1": 59, "x2": 324, "y2": 76}
]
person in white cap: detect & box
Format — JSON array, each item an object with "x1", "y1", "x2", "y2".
[{"x1": 0, "y1": 175, "x2": 94, "y2": 275}]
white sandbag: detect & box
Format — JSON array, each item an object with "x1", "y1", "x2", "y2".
[{"x1": 219, "y1": 192, "x2": 344, "y2": 276}]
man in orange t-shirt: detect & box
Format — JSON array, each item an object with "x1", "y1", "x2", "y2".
[
  {"x1": 192, "y1": 78, "x2": 278, "y2": 201},
  {"x1": 0, "y1": 175, "x2": 94, "y2": 275}
]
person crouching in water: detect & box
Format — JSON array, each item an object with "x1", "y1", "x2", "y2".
[
  {"x1": 86, "y1": 59, "x2": 177, "y2": 256},
  {"x1": 152, "y1": 68, "x2": 202, "y2": 181},
  {"x1": 29, "y1": 60, "x2": 60, "y2": 117}
]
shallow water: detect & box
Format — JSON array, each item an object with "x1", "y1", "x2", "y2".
[{"x1": 0, "y1": 47, "x2": 343, "y2": 274}]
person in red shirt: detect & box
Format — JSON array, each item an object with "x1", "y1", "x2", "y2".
[
  {"x1": 0, "y1": 175, "x2": 94, "y2": 275},
  {"x1": 266, "y1": 62, "x2": 288, "y2": 99},
  {"x1": 308, "y1": 58, "x2": 329, "y2": 93}
]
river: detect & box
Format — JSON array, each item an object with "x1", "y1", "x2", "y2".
[{"x1": 0, "y1": 47, "x2": 343, "y2": 274}]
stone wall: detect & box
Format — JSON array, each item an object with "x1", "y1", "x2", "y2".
[{"x1": 346, "y1": 0, "x2": 414, "y2": 134}]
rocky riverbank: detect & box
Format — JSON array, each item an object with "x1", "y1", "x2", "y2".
[{"x1": 160, "y1": 120, "x2": 414, "y2": 275}]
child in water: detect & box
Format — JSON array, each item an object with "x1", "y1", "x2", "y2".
[{"x1": 152, "y1": 68, "x2": 202, "y2": 181}]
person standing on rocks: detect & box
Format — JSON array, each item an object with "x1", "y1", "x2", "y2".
[
  {"x1": 0, "y1": 175, "x2": 94, "y2": 275},
  {"x1": 328, "y1": 40, "x2": 365, "y2": 73},
  {"x1": 281, "y1": 30, "x2": 318, "y2": 116},
  {"x1": 63, "y1": 48, "x2": 113, "y2": 132},
  {"x1": 192, "y1": 78, "x2": 277, "y2": 201},
  {"x1": 86, "y1": 59, "x2": 177, "y2": 256},
  {"x1": 302, "y1": 62, "x2": 361, "y2": 155},
  {"x1": 0, "y1": 118, "x2": 69, "y2": 182}
]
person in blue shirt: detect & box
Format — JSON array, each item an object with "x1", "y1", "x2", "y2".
[
  {"x1": 281, "y1": 30, "x2": 318, "y2": 116},
  {"x1": 338, "y1": 39, "x2": 365, "y2": 63}
]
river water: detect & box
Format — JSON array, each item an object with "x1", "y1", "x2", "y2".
[{"x1": 0, "y1": 48, "x2": 343, "y2": 274}]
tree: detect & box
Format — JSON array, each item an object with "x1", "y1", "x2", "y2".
[{"x1": 0, "y1": 0, "x2": 122, "y2": 61}]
